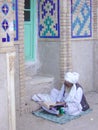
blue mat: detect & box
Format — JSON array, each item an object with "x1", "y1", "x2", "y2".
[{"x1": 32, "y1": 108, "x2": 92, "y2": 124}]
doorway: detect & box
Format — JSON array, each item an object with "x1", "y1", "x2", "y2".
[{"x1": 24, "y1": 0, "x2": 37, "y2": 62}]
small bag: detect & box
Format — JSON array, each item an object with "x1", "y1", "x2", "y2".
[
  {"x1": 81, "y1": 94, "x2": 90, "y2": 111},
  {"x1": 76, "y1": 83, "x2": 90, "y2": 111}
]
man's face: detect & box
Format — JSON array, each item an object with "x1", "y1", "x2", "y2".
[{"x1": 64, "y1": 80, "x2": 73, "y2": 88}]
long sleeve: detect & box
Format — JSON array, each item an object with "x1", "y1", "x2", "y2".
[
  {"x1": 56, "y1": 84, "x2": 65, "y2": 102},
  {"x1": 72, "y1": 87, "x2": 83, "y2": 104},
  {"x1": 64, "y1": 86, "x2": 83, "y2": 116},
  {"x1": 65, "y1": 87, "x2": 83, "y2": 104}
]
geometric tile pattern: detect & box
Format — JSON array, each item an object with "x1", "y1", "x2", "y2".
[
  {"x1": 12, "y1": 0, "x2": 15, "y2": 10},
  {"x1": 71, "y1": 0, "x2": 92, "y2": 38},
  {"x1": 38, "y1": 0, "x2": 60, "y2": 38},
  {"x1": 1, "y1": 1, "x2": 17, "y2": 43},
  {"x1": 2, "y1": 19, "x2": 9, "y2": 31},
  {"x1": 12, "y1": 0, "x2": 18, "y2": 41},
  {"x1": 2, "y1": 4, "x2": 9, "y2": 15},
  {"x1": 2, "y1": 33, "x2": 10, "y2": 42},
  {"x1": 1, "y1": 2, "x2": 10, "y2": 43}
]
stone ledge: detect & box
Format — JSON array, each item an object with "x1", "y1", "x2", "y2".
[{"x1": 26, "y1": 76, "x2": 54, "y2": 86}]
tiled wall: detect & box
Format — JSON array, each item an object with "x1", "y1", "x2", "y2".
[
  {"x1": 71, "y1": 0, "x2": 92, "y2": 38},
  {"x1": 38, "y1": 0, "x2": 60, "y2": 38},
  {"x1": 38, "y1": 0, "x2": 98, "y2": 89},
  {"x1": 0, "y1": 0, "x2": 97, "y2": 113},
  {"x1": 13, "y1": 0, "x2": 18, "y2": 41},
  {"x1": 0, "y1": 1, "x2": 13, "y2": 43}
]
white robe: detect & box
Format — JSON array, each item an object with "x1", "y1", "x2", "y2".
[
  {"x1": 58, "y1": 84, "x2": 83, "y2": 115},
  {"x1": 32, "y1": 84, "x2": 83, "y2": 116}
]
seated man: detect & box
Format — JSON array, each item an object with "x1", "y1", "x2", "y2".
[
  {"x1": 32, "y1": 72, "x2": 90, "y2": 116},
  {"x1": 55, "y1": 72, "x2": 90, "y2": 115}
]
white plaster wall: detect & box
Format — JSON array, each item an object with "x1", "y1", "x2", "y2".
[
  {"x1": 0, "y1": 54, "x2": 8, "y2": 130},
  {"x1": 38, "y1": 42, "x2": 61, "y2": 88},
  {"x1": 93, "y1": 41, "x2": 98, "y2": 91},
  {"x1": 72, "y1": 41, "x2": 94, "y2": 92}
]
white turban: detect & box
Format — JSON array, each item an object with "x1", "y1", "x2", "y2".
[{"x1": 64, "y1": 72, "x2": 79, "y2": 84}]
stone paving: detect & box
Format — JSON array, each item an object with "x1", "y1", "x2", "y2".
[{"x1": 16, "y1": 91, "x2": 98, "y2": 130}]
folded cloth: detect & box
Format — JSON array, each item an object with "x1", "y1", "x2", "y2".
[{"x1": 32, "y1": 94, "x2": 42, "y2": 102}]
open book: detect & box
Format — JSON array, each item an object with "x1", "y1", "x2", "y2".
[
  {"x1": 40, "y1": 101, "x2": 66, "y2": 115},
  {"x1": 41, "y1": 101, "x2": 66, "y2": 109}
]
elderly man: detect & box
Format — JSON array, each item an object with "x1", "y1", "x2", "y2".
[
  {"x1": 55, "y1": 72, "x2": 90, "y2": 115},
  {"x1": 32, "y1": 72, "x2": 89, "y2": 116}
]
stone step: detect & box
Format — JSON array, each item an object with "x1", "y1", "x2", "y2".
[
  {"x1": 25, "y1": 62, "x2": 40, "y2": 77},
  {"x1": 25, "y1": 75, "x2": 54, "y2": 113}
]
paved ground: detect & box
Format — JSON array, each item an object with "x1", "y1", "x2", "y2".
[{"x1": 16, "y1": 91, "x2": 98, "y2": 130}]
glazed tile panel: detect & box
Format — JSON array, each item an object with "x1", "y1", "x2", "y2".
[
  {"x1": 38, "y1": 0, "x2": 60, "y2": 38},
  {"x1": 1, "y1": 0, "x2": 18, "y2": 42},
  {"x1": 71, "y1": 0, "x2": 92, "y2": 38},
  {"x1": 12, "y1": 0, "x2": 18, "y2": 41}
]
